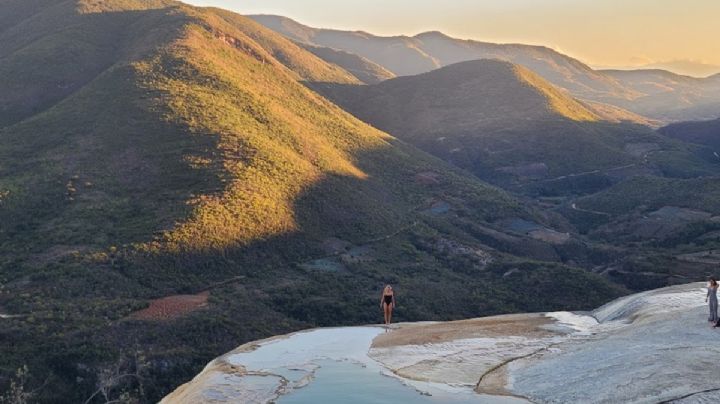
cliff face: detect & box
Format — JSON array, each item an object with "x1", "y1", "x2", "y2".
[{"x1": 162, "y1": 282, "x2": 712, "y2": 403}]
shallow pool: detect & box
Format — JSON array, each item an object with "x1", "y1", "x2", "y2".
[
  {"x1": 224, "y1": 326, "x2": 525, "y2": 403},
  {"x1": 277, "y1": 359, "x2": 516, "y2": 404}
]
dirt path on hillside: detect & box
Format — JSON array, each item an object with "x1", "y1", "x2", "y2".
[
  {"x1": 517, "y1": 163, "x2": 638, "y2": 188},
  {"x1": 570, "y1": 202, "x2": 611, "y2": 216}
]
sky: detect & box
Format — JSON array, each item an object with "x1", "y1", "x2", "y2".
[{"x1": 186, "y1": 0, "x2": 720, "y2": 76}]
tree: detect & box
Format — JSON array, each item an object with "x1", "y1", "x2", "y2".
[
  {"x1": 0, "y1": 366, "x2": 31, "y2": 404},
  {"x1": 82, "y1": 351, "x2": 149, "y2": 404}
]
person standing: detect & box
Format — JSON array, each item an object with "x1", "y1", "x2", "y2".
[
  {"x1": 380, "y1": 285, "x2": 396, "y2": 325},
  {"x1": 707, "y1": 277, "x2": 718, "y2": 325}
]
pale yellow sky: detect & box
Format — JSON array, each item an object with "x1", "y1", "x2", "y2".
[{"x1": 188, "y1": 0, "x2": 720, "y2": 73}]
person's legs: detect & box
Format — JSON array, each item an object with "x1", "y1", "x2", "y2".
[
  {"x1": 383, "y1": 303, "x2": 390, "y2": 325},
  {"x1": 710, "y1": 302, "x2": 713, "y2": 322},
  {"x1": 387, "y1": 306, "x2": 393, "y2": 325}
]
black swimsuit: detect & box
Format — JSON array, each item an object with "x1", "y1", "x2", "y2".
[{"x1": 383, "y1": 295, "x2": 393, "y2": 305}]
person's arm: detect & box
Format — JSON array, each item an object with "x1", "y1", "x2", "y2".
[{"x1": 707, "y1": 287, "x2": 711, "y2": 302}]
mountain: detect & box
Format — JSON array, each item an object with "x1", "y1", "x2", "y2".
[
  {"x1": 299, "y1": 42, "x2": 396, "y2": 84},
  {"x1": 249, "y1": 15, "x2": 720, "y2": 123},
  {"x1": 596, "y1": 61, "x2": 720, "y2": 78},
  {"x1": 639, "y1": 60, "x2": 720, "y2": 78},
  {"x1": 317, "y1": 59, "x2": 715, "y2": 196},
  {"x1": 0, "y1": 1, "x2": 362, "y2": 128},
  {"x1": 312, "y1": 59, "x2": 720, "y2": 290},
  {"x1": 0, "y1": 1, "x2": 628, "y2": 402},
  {"x1": 249, "y1": 15, "x2": 636, "y2": 101},
  {"x1": 601, "y1": 69, "x2": 720, "y2": 122},
  {"x1": 248, "y1": 15, "x2": 442, "y2": 76},
  {"x1": 659, "y1": 117, "x2": 720, "y2": 149}
]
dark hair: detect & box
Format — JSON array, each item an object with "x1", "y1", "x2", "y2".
[{"x1": 711, "y1": 277, "x2": 718, "y2": 287}]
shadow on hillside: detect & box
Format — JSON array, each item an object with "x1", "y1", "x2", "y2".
[
  {"x1": 126, "y1": 138, "x2": 630, "y2": 306},
  {"x1": 75, "y1": 146, "x2": 642, "y2": 401},
  {"x1": 0, "y1": 6, "x2": 191, "y2": 128},
  {"x1": 307, "y1": 81, "x2": 720, "y2": 198}
]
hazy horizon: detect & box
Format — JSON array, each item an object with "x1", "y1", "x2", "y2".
[{"x1": 186, "y1": 0, "x2": 720, "y2": 77}]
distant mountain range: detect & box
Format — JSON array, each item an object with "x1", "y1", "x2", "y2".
[
  {"x1": 248, "y1": 15, "x2": 635, "y2": 99},
  {"x1": 640, "y1": 60, "x2": 720, "y2": 78},
  {"x1": 596, "y1": 60, "x2": 720, "y2": 78},
  {"x1": 249, "y1": 15, "x2": 720, "y2": 123},
  {"x1": 600, "y1": 69, "x2": 720, "y2": 122}
]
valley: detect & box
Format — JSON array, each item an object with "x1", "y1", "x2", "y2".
[{"x1": 0, "y1": 1, "x2": 718, "y2": 403}]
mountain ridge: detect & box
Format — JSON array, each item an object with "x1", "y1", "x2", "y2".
[
  {"x1": 315, "y1": 58, "x2": 704, "y2": 195},
  {"x1": 298, "y1": 41, "x2": 396, "y2": 84},
  {"x1": 248, "y1": 14, "x2": 636, "y2": 100},
  {"x1": 249, "y1": 14, "x2": 720, "y2": 122}
]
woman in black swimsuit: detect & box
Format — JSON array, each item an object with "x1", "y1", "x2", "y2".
[{"x1": 380, "y1": 285, "x2": 396, "y2": 325}]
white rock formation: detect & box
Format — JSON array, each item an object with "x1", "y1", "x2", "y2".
[
  {"x1": 162, "y1": 283, "x2": 715, "y2": 403},
  {"x1": 504, "y1": 283, "x2": 716, "y2": 404}
]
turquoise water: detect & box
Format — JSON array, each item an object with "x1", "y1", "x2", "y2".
[
  {"x1": 278, "y1": 360, "x2": 484, "y2": 404},
  {"x1": 226, "y1": 327, "x2": 524, "y2": 404}
]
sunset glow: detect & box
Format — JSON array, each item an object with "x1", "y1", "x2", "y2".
[{"x1": 188, "y1": 0, "x2": 720, "y2": 76}]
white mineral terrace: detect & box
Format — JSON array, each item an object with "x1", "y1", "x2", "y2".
[{"x1": 162, "y1": 283, "x2": 715, "y2": 403}]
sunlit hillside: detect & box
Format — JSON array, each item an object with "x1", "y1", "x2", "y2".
[{"x1": 317, "y1": 59, "x2": 717, "y2": 195}]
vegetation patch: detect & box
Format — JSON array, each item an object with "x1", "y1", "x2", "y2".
[{"x1": 128, "y1": 291, "x2": 210, "y2": 321}]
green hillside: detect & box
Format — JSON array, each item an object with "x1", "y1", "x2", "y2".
[
  {"x1": 660, "y1": 117, "x2": 720, "y2": 149},
  {"x1": 316, "y1": 59, "x2": 717, "y2": 195},
  {"x1": 576, "y1": 176, "x2": 720, "y2": 217},
  {"x1": 0, "y1": 1, "x2": 628, "y2": 402},
  {"x1": 0, "y1": 0, "x2": 359, "y2": 128},
  {"x1": 555, "y1": 175, "x2": 720, "y2": 293}
]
